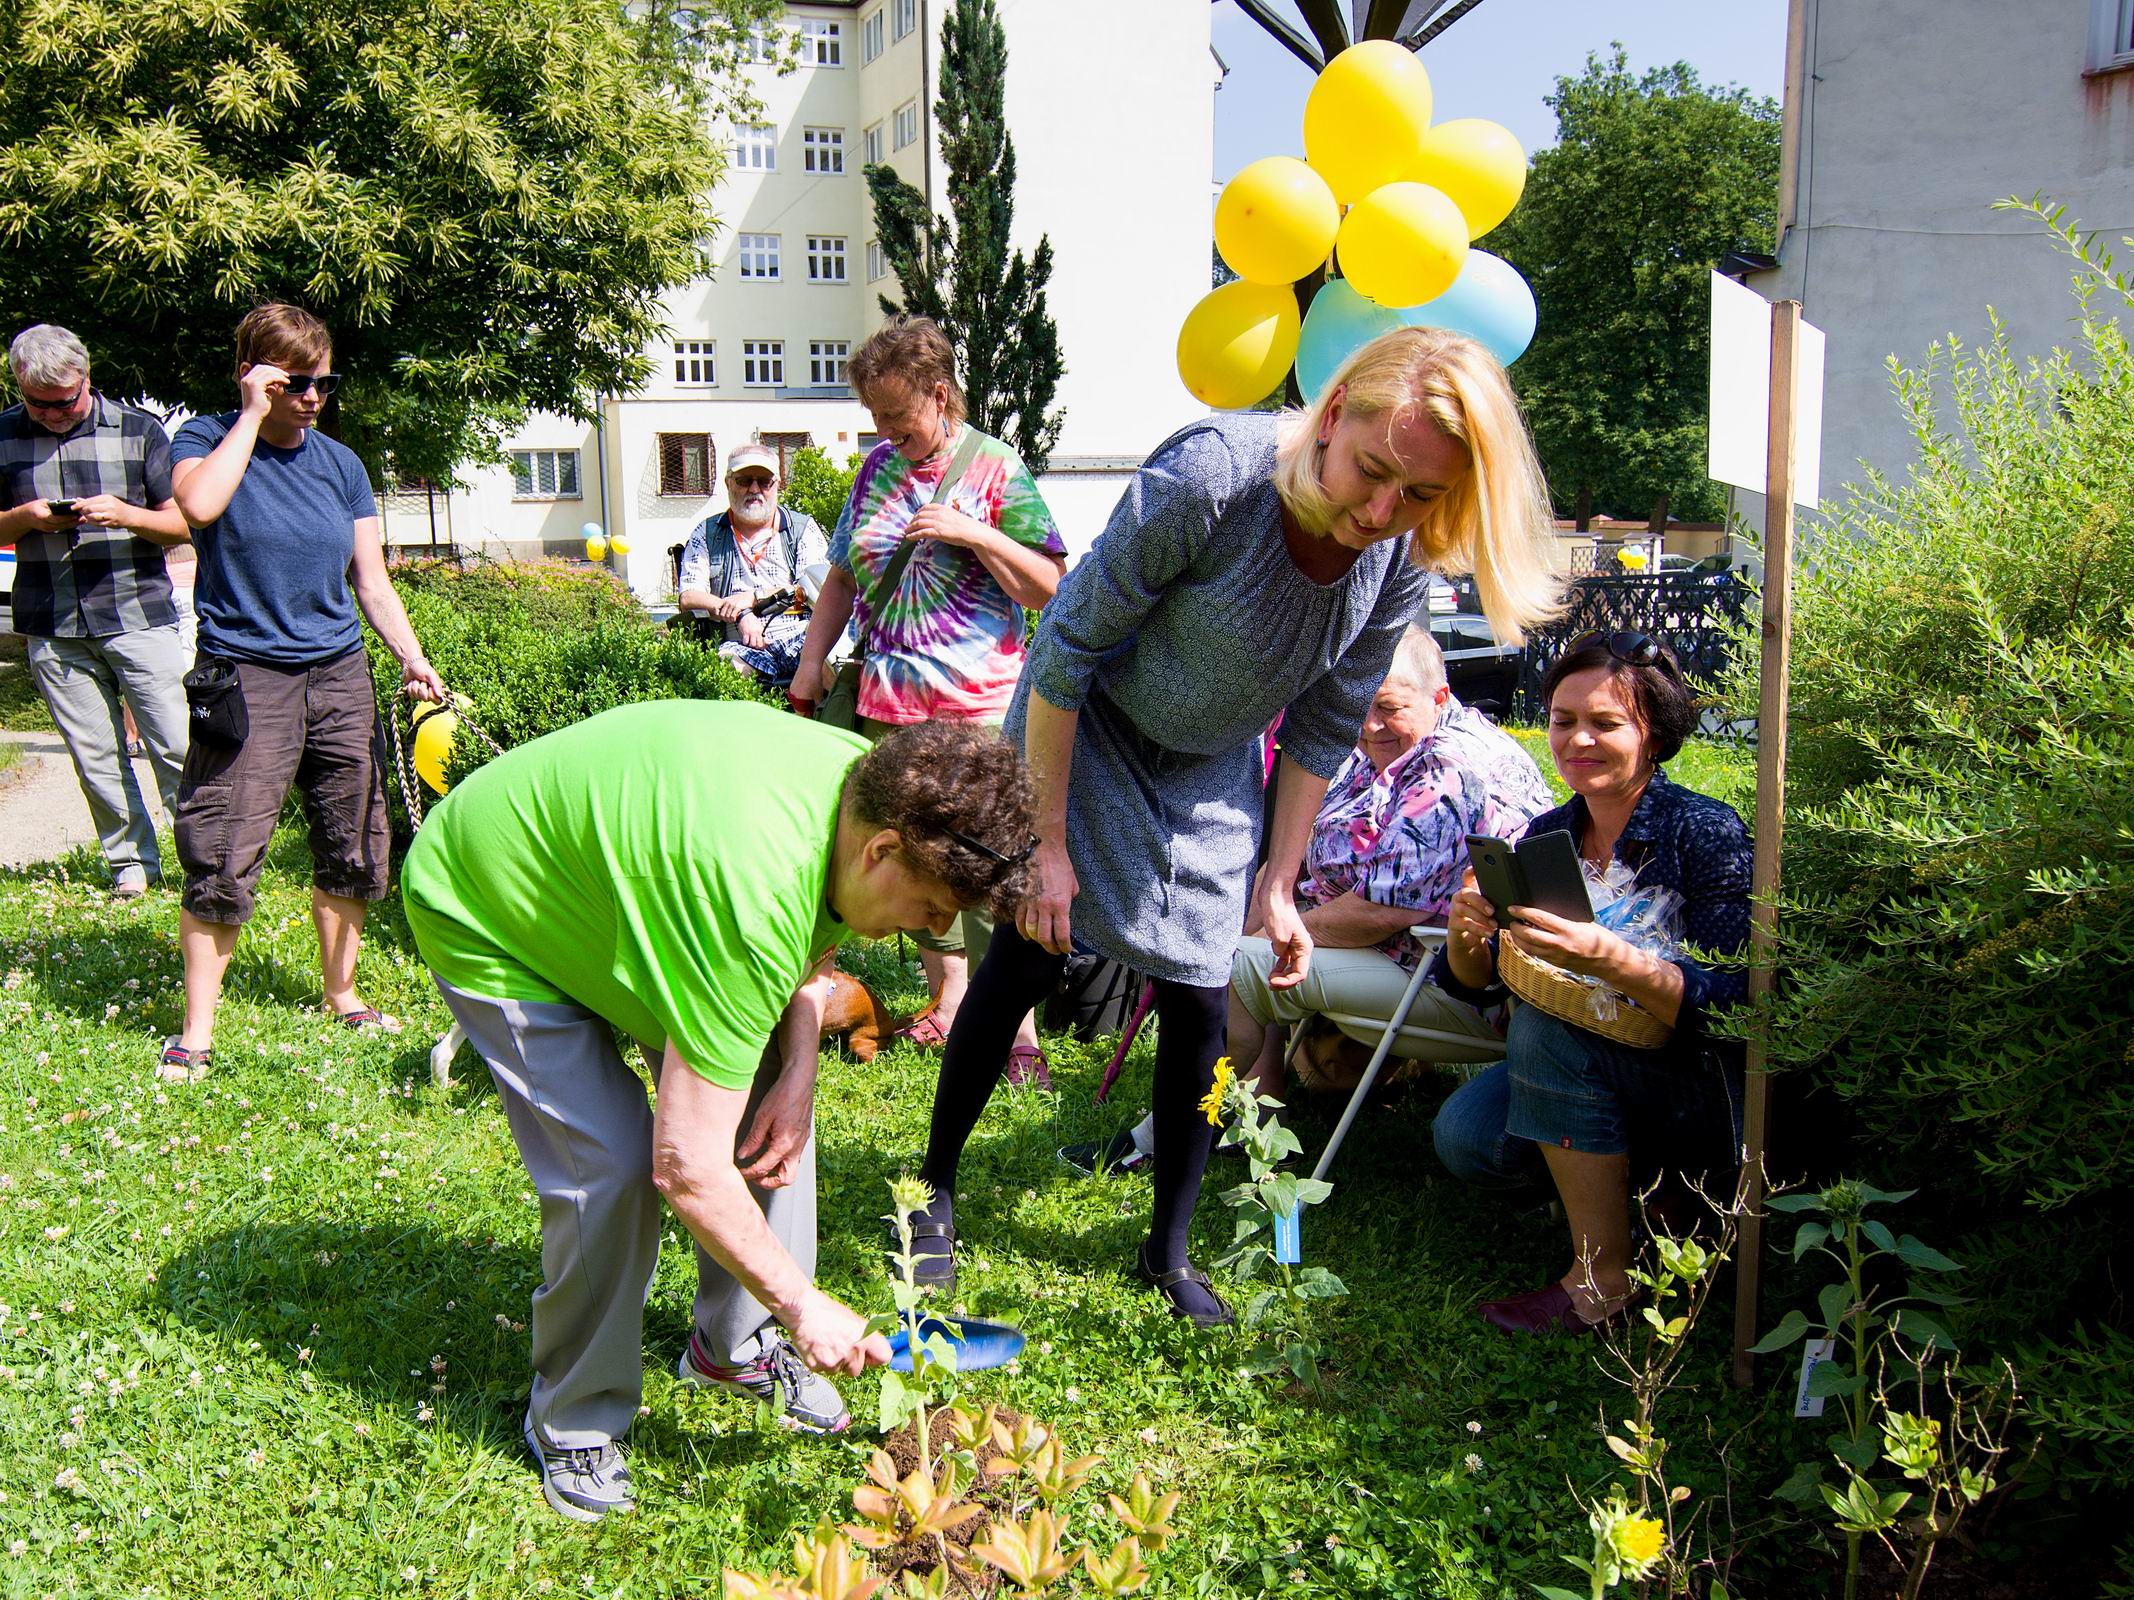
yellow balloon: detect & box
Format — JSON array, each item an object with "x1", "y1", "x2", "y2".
[
  {"x1": 1411, "y1": 118, "x2": 1528, "y2": 240},
  {"x1": 1176, "y1": 280, "x2": 1301, "y2": 410},
  {"x1": 1336, "y1": 182, "x2": 1468, "y2": 309},
  {"x1": 413, "y1": 707, "x2": 457, "y2": 794},
  {"x1": 609, "y1": 532, "x2": 632, "y2": 556},
  {"x1": 1215, "y1": 157, "x2": 1340, "y2": 285},
  {"x1": 584, "y1": 533, "x2": 608, "y2": 561},
  {"x1": 1302, "y1": 41, "x2": 1433, "y2": 206}
]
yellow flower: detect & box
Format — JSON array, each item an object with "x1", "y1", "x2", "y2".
[
  {"x1": 1616, "y1": 1514, "x2": 1666, "y2": 1575},
  {"x1": 1198, "y1": 1056, "x2": 1235, "y2": 1126}
]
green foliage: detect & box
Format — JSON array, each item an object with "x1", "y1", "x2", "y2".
[
  {"x1": 0, "y1": 0, "x2": 776, "y2": 481},
  {"x1": 1718, "y1": 208, "x2": 2134, "y2": 1495},
  {"x1": 1493, "y1": 47, "x2": 1780, "y2": 526},
  {"x1": 866, "y1": 0, "x2": 1064, "y2": 471},
  {"x1": 782, "y1": 446, "x2": 864, "y2": 537}
]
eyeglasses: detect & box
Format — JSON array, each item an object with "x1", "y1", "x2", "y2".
[
  {"x1": 281, "y1": 373, "x2": 341, "y2": 398},
  {"x1": 729, "y1": 472, "x2": 775, "y2": 491},
  {"x1": 21, "y1": 378, "x2": 87, "y2": 413},
  {"x1": 943, "y1": 826, "x2": 1039, "y2": 868}
]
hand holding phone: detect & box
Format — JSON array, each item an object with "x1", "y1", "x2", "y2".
[
  {"x1": 46, "y1": 499, "x2": 79, "y2": 518},
  {"x1": 1464, "y1": 830, "x2": 1596, "y2": 927}
]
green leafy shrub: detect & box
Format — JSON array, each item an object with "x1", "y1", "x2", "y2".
[
  {"x1": 1722, "y1": 203, "x2": 2134, "y2": 1491},
  {"x1": 782, "y1": 444, "x2": 865, "y2": 534},
  {"x1": 366, "y1": 555, "x2": 774, "y2": 800}
]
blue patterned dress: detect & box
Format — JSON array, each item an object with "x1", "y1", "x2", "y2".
[{"x1": 1009, "y1": 413, "x2": 1432, "y2": 987}]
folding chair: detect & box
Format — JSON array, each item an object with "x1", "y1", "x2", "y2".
[{"x1": 1297, "y1": 926, "x2": 1506, "y2": 1183}]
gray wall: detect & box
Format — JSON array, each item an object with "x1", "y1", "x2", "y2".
[{"x1": 1747, "y1": 0, "x2": 2134, "y2": 514}]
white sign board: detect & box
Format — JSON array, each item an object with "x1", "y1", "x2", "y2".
[{"x1": 1708, "y1": 271, "x2": 1825, "y2": 507}]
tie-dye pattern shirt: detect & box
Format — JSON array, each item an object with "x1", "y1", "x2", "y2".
[
  {"x1": 1297, "y1": 697, "x2": 1555, "y2": 970},
  {"x1": 827, "y1": 426, "x2": 1064, "y2": 725}
]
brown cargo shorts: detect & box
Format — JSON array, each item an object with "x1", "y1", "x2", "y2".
[{"x1": 174, "y1": 648, "x2": 391, "y2": 926}]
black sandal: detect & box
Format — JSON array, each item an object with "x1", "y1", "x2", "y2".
[{"x1": 1132, "y1": 1243, "x2": 1234, "y2": 1328}]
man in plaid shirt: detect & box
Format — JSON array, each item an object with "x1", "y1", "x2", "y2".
[{"x1": 0, "y1": 325, "x2": 192, "y2": 899}]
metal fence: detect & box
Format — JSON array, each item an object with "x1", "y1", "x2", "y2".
[{"x1": 1512, "y1": 573, "x2": 1758, "y2": 721}]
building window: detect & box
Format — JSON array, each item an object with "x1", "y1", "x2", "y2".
[
  {"x1": 803, "y1": 127, "x2": 845, "y2": 174},
  {"x1": 2091, "y1": 0, "x2": 2134, "y2": 69},
  {"x1": 861, "y1": 7, "x2": 884, "y2": 62},
  {"x1": 857, "y1": 432, "x2": 882, "y2": 456},
  {"x1": 807, "y1": 235, "x2": 847, "y2": 283},
  {"x1": 658, "y1": 434, "x2": 714, "y2": 497},
  {"x1": 862, "y1": 122, "x2": 884, "y2": 166},
  {"x1": 733, "y1": 122, "x2": 776, "y2": 172},
  {"x1": 866, "y1": 239, "x2": 887, "y2": 282},
  {"x1": 510, "y1": 448, "x2": 580, "y2": 499},
  {"x1": 892, "y1": 0, "x2": 915, "y2": 42},
  {"x1": 743, "y1": 21, "x2": 777, "y2": 62},
  {"x1": 673, "y1": 340, "x2": 716, "y2": 386},
  {"x1": 738, "y1": 233, "x2": 781, "y2": 280},
  {"x1": 743, "y1": 340, "x2": 785, "y2": 387},
  {"x1": 800, "y1": 18, "x2": 842, "y2": 65},
  {"x1": 761, "y1": 431, "x2": 814, "y2": 477},
  {"x1": 809, "y1": 340, "x2": 851, "y2": 387},
  {"x1": 893, "y1": 100, "x2": 918, "y2": 150}
]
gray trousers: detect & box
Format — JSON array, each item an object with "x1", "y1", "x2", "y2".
[
  {"x1": 434, "y1": 978, "x2": 815, "y2": 1451},
  {"x1": 26, "y1": 625, "x2": 190, "y2": 884}
]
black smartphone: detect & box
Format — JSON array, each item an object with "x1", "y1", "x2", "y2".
[
  {"x1": 1514, "y1": 829, "x2": 1596, "y2": 922},
  {"x1": 1465, "y1": 834, "x2": 1523, "y2": 928},
  {"x1": 46, "y1": 499, "x2": 78, "y2": 517}
]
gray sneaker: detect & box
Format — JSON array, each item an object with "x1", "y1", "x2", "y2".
[
  {"x1": 521, "y1": 1411, "x2": 634, "y2": 1522},
  {"x1": 677, "y1": 1327, "x2": 850, "y2": 1434}
]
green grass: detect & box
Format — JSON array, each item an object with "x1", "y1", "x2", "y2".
[
  {"x1": 0, "y1": 785, "x2": 1783, "y2": 1598},
  {"x1": 0, "y1": 742, "x2": 22, "y2": 779}
]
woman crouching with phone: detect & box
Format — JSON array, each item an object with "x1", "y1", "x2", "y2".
[{"x1": 1430, "y1": 632, "x2": 1752, "y2": 1335}]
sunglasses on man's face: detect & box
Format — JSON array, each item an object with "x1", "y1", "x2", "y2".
[
  {"x1": 729, "y1": 473, "x2": 775, "y2": 491},
  {"x1": 22, "y1": 379, "x2": 87, "y2": 413},
  {"x1": 280, "y1": 373, "x2": 341, "y2": 398}
]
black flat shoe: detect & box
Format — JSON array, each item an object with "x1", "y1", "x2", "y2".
[
  {"x1": 891, "y1": 1217, "x2": 956, "y2": 1297},
  {"x1": 1132, "y1": 1243, "x2": 1233, "y2": 1328}
]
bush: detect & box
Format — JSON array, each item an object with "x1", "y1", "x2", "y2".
[
  {"x1": 783, "y1": 443, "x2": 865, "y2": 533},
  {"x1": 367, "y1": 555, "x2": 775, "y2": 805},
  {"x1": 1723, "y1": 204, "x2": 2134, "y2": 1491}
]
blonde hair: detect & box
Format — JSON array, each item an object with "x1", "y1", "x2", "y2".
[
  {"x1": 849, "y1": 314, "x2": 967, "y2": 426},
  {"x1": 1273, "y1": 326, "x2": 1563, "y2": 644}
]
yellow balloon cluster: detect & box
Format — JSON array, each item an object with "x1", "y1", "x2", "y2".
[
  {"x1": 1179, "y1": 41, "x2": 1531, "y2": 404},
  {"x1": 412, "y1": 702, "x2": 457, "y2": 794},
  {"x1": 585, "y1": 531, "x2": 608, "y2": 561}
]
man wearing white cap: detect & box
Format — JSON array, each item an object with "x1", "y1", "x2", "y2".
[{"x1": 677, "y1": 442, "x2": 827, "y2": 687}]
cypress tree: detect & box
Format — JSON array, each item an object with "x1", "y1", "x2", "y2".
[{"x1": 865, "y1": 0, "x2": 1065, "y2": 470}]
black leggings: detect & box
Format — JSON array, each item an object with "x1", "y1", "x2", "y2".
[{"x1": 918, "y1": 925, "x2": 1229, "y2": 1271}]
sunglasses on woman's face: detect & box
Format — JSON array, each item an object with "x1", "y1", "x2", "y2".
[
  {"x1": 280, "y1": 373, "x2": 341, "y2": 398},
  {"x1": 944, "y1": 826, "x2": 1039, "y2": 867}
]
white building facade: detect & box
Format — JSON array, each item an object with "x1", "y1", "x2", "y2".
[{"x1": 413, "y1": 0, "x2": 1218, "y2": 594}]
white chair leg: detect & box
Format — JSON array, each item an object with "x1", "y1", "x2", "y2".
[
  {"x1": 1310, "y1": 954, "x2": 1438, "y2": 1185},
  {"x1": 429, "y1": 1021, "x2": 465, "y2": 1089}
]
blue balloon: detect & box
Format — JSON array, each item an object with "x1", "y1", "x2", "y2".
[
  {"x1": 1400, "y1": 250, "x2": 1536, "y2": 366},
  {"x1": 580, "y1": 521, "x2": 604, "y2": 541},
  {"x1": 1295, "y1": 279, "x2": 1403, "y2": 401}
]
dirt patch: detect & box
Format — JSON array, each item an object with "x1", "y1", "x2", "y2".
[{"x1": 866, "y1": 1405, "x2": 1026, "y2": 1598}]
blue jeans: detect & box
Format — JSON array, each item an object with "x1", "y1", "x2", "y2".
[{"x1": 1433, "y1": 1007, "x2": 1743, "y2": 1191}]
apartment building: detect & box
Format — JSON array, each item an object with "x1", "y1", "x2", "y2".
[{"x1": 414, "y1": 0, "x2": 1217, "y2": 592}]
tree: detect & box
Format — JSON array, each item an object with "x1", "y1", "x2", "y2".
[
  {"x1": 0, "y1": 0, "x2": 777, "y2": 482},
  {"x1": 781, "y1": 444, "x2": 863, "y2": 535},
  {"x1": 865, "y1": 0, "x2": 1064, "y2": 471},
  {"x1": 1491, "y1": 49, "x2": 1780, "y2": 528}
]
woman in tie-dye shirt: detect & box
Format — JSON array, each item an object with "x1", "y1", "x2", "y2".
[{"x1": 794, "y1": 316, "x2": 1066, "y2": 1076}]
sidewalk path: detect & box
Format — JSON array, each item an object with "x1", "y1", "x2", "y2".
[{"x1": 0, "y1": 729, "x2": 171, "y2": 871}]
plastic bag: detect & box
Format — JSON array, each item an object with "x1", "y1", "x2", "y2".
[{"x1": 1573, "y1": 861, "x2": 1685, "y2": 1022}]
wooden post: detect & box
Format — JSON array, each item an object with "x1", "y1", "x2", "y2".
[{"x1": 1732, "y1": 299, "x2": 1800, "y2": 1388}]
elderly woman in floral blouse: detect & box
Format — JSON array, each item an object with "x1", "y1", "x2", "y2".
[{"x1": 1063, "y1": 624, "x2": 1552, "y2": 1175}]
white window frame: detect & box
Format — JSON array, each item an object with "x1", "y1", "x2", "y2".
[
  {"x1": 866, "y1": 239, "x2": 887, "y2": 282},
  {"x1": 2090, "y1": 0, "x2": 2134, "y2": 70},
  {"x1": 806, "y1": 235, "x2": 848, "y2": 283},
  {"x1": 810, "y1": 340, "x2": 851, "y2": 387},
  {"x1": 743, "y1": 21, "x2": 777, "y2": 63},
  {"x1": 738, "y1": 233, "x2": 781, "y2": 280},
  {"x1": 862, "y1": 122, "x2": 884, "y2": 166},
  {"x1": 733, "y1": 122, "x2": 776, "y2": 172},
  {"x1": 510, "y1": 448, "x2": 581, "y2": 500},
  {"x1": 893, "y1": 100, "x2": 918, "y2": 151},
  {"x1": 673, "y1": 340, "x2": 716, "y2": 386},
  {"x1": 742, "y1": 339, "x2": 785, "y2": 388},
  {"x1": 892, "y1": 0, "x2": 915, "y2": 42},
  {"x1": 800, "y1": 17, "x2": 843, "y2": 65},
  {"x1": 803, "y1": 127, "x2": 845, "y2": 175},
  {"x1": 861, "y1": 7, "x2": 884, "y2": 63}
]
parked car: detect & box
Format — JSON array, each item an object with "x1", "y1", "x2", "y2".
[{"x1": 1429, "y1": 606, "x2": 1520, "y2": 716}]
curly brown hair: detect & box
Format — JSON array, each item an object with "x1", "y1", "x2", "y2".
[
  {"x1": 848, "y1": 315, "x2": 967, "y2": 426},
  {"x1": 844, "y1": 722, "x2": 1036, "y2": 915}
]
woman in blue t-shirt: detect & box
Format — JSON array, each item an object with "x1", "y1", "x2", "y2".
[{"x1": 159, "y1": 303, "x2": 444, "y2": 1082}]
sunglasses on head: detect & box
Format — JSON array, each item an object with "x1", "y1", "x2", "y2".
[
  {"x1": 1571, "y1": 630, "x2": 1682, "y2": 675},
  {"x1": 943, "y1": 826, "x2": 1039, "y2": 868},
  {"x1": 281, "y1": 373, "x2": 341, "y2": 398}
]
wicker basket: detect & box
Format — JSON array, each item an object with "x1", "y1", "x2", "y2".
[{"x1": 1500, "y1": 937, "x2": 1674, "y2": 1050}]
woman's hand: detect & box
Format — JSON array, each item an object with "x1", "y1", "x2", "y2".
[
  {"x1": 401, "y1": 657, "x2": 446, "y2": 703},
  {"x1": 1503, "y1": 905, "x2": 1632, "y2": 981},
  {"x1": 239, "y1": 363, "x2": 289, "y2": 418},
  {"x1": 1257, "y1": 875, "x2": 1313, "y2": 989},
  {"x1": 1447, "y1": 871, "x2": 1500, "y2": 958},
  {"x1": 1018, "y1": 834, "x2": 1079, "y2": 954},
  {"x1": 904, "y1": 503, "x2": 992, "y2": 551}
]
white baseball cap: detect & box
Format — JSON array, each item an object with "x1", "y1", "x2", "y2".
[{"x1": 727, "y1": 442, "x2": 778, "y2": 478}]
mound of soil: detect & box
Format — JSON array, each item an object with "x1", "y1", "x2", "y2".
[{"x1": 870, "y1": 1406, "x2": 1026, "y2": 1598}]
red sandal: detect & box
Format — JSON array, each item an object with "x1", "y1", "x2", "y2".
[
  {"x1": 891, "y1": 1008, "x2": 951, "y2": 1051},
  {"x1": 1004, "y1": 1045, "x2": 1053, "y2": 1091}
]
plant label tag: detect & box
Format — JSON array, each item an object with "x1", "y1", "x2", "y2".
[
  {"x1": 1794, "y1": 1336, "x2": 1837, "y2": 1418},
  {"x1": 1272, "y1": 1208, "x2": 1301, "y2": 1265}
]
